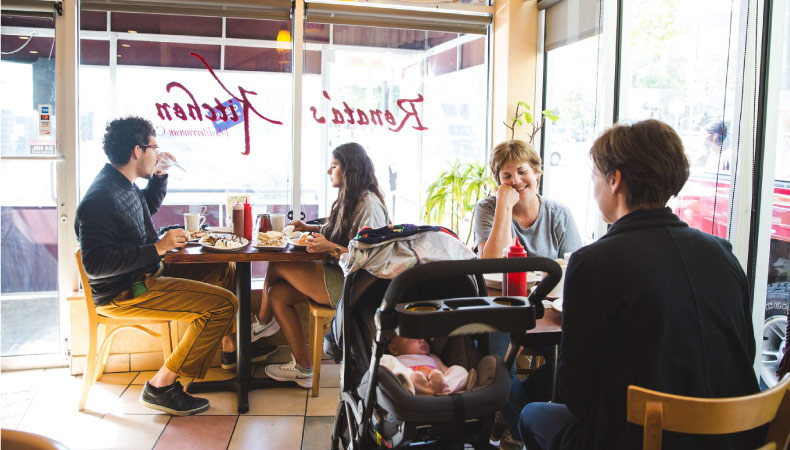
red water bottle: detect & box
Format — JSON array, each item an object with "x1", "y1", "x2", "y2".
[
  {"x1": 506, "y1": 240, "x2": 527, "y2": 297},
  {"x1": 243, "y1": 198, "x2": 252, "y2": 240}
]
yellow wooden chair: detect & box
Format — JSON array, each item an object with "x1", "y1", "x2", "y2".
[
  {"x1": 627, "y1": 374, "x2": 790, "y2": 450},
  {"x1": 75, "y1": 249, "x2": 173, "y2": 410},
  {"x1": 307, "y1": 299, "x2": 335, "y2": 397},
  {"x1": 1, "y1": 429, "x2": 69, "y2": 450}
]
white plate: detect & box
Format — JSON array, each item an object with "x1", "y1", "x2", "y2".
[
  {"x1": 288, "y1": 238, "x2": 307, "y2": 249},
  {"x1": 551, "y1": 298, "x2": 563, "y2": 312},
  {"x1": 252, "y1": 240, "x2": 288, "y2": 250},
  {"x1": 199, "y1": 234, "x2": 248, "y2": 252}
]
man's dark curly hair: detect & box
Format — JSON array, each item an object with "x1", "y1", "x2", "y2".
[{"x1": 102, "y1": 116, "x2": 156, "y2": 164}]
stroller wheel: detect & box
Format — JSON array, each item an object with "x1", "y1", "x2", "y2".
[{"x1": 332, "y1": 398, "x2": 358, "y2": 450}]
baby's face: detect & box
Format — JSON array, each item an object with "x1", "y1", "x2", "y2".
[{"x1": 391, "y1": 337, "x2": 429, "y2": 356}]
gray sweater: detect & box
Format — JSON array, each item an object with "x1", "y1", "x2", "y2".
[{"x1": 473, "y1": 194, "x2": 582, "y2": 259}]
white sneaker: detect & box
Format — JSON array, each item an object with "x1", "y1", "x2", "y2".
[
  {"x1": 264, "y1": 354, "x2": 313, "y2": 389},
  {"x1": 251, "y1": 316, "x2": 280, "y2": 342}
]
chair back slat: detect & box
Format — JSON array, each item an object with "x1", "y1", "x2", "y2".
[
  {"x1": 75, "y1": 249, "x2": 99, "y2": 322},
  {"x1": 764, "y1": 388, "x2": 790, "y2": 450},
  {"x1": 628, "y1": 374, "x2": 790, "y2": 449},
  {"x1": 643, "y1": 400, "x2": 663, "y2": 450}
]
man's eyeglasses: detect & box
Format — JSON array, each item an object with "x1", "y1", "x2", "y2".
[{"x1": 140, "y1": 144, "x2": 160, "y2": 153}]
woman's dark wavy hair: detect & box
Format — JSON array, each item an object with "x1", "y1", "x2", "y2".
[
  {"x1": 324, "y1": 143, "x2": 385, "y2": 245},
  {"x1": 102, "y1": 116, "x2": 156, "y2": 164},
  {"x1": 590, "y1": 119, "x2": 689, "y2": 209}
]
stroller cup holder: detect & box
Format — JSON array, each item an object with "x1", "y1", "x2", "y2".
[{"x1": 395, "y1": 295, "x2": 536, "y2": 338}]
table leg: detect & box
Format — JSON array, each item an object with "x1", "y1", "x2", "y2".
[
  {"x1": 551, "y1": 344, "x2": 559, "y2": 402},
  {"x1": 186, "y1": 261, "x2": 296, "y2": 413}
]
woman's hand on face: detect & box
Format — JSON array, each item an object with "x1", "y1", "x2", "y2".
[
  {"x1": 305, "y1": 233, "x2": 334, "y2": 253},
  {"x1": 496, "y1": 183, "x2": 520, "y2": 210},
  {"x1": 289, "y1": 220, "x2": 308, "y2": 232}
]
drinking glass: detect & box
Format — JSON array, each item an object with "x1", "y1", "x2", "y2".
[{"x1": 156, "y1": 154, "x2": 186, "y2": 180}]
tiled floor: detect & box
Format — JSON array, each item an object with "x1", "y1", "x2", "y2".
[{"x1": 1, "y1": 352, "x2": 341, "y2": 450}]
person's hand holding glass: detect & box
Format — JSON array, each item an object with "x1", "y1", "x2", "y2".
[{"x1": 155, "y1": 150, "x2": 186, "y2": 180}]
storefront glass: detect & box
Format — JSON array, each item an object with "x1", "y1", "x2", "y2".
[
  {"x1": 619, "y1": 0, "x2": 740, "y2": 237},
  {"x1": 300, "y1": 23, "x2": 488, "y2": 230},
  {"x1": 78, "y1": 12, "x2": 294, "y2": 278},
  {"x1": 0, "y1": 14, "x2": 60, "y2": 357}
]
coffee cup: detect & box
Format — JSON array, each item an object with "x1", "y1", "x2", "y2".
[
  {"x1": 270, "y1": 214, "x2": 285, "y2": 232},
  {"x1": 184, "y1": 213, "x2": 206, "y2": 231}
]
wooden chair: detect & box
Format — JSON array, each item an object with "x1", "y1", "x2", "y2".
[
  {"x1": 1, "y1": 429, "x2": 70, "y2": 450},
  {"x1": 308, "y1": 299, "x2": 335, "y2": 397},
  {"x1": 627, "y1": 374, "x2": 790, "y2": 450},
  {"x1": 75, "y1": 249, "x2": 173, "y2": 410}
]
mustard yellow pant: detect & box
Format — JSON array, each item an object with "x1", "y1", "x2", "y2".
[{"x1": 96, "y1": 263, "x2": 238, "y2": 379}]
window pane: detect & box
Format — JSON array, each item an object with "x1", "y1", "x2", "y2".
[
  {"x1": 301, "y1": 24, "x2": 488, "y2": 242},
  {"x1": 619, "y1": 0, "x2": 740, "y2": 237},
  {"x1": 543, "y1": 34, "x2": 603, "y2": 242},
  {"x1": 79, "y1": 14, "x2": 293, "y2": 279},
  {"x1": 1, "y1": 18, "x2": 60, "y2": 357},
  {"x1": 760, "y1": 4, "x2": 790, "y2": 388}
]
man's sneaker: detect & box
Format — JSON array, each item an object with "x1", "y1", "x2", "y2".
[
  {"x1": 264, "y1": 354, "x2": 313, "y2": 388},
  {"x1": 139, "y1": 381, "x2": 209, "y2": 415},
  {"x1": 221, "y1": 345, "x2": 278, "y2": 370},
  {"x1": 499, "y1": 428, "x2": 524, "y2": 450},
  {"x1": 251, "y1": 316, "x2": 280, "y2": 342}
]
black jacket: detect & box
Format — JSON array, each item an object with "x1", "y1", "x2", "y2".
[
  {"x1": 75, "y1": 164, "x2": 166, "y2": 305},
  {"x1": 556, "y1": 208, "x2": 761, "y2": 450}
]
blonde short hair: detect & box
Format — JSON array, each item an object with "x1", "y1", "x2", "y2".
[{"x1": 489, "y1": 140, "x2": 543, "y2": 184}]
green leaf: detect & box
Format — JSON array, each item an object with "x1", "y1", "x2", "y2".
[
  {"x1": 542, "y1": 110, "x2": 559, "y2": 122},
  {"x1": 518, "y1": 101, "x2": 531, "y2": 110},
  {"x1": 516, "y1": 118, "x2": 523, "y2": 126},
  {"x1": 525, "y1": 112, "x2": 533, "y2": 124}
]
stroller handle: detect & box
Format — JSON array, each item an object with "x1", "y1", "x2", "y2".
[{"x1": 380, "y1": 257, "x2": 563, "y2": 314}]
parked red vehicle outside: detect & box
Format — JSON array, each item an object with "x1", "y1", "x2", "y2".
[{"x1": 675, "y1": 168, "x2": 790, "y2": 388}]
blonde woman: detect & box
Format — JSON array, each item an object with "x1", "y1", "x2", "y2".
[{"x1": 473, "y1": 139, "x2": 582, "y2": 260}]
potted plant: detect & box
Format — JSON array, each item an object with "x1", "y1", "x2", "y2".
[
  {"x1": 505, "y1": 101, "x2": 559, "y2": 142},
  {"x1": 423, "y1": 160, "x2": 496, "y2": 246}
]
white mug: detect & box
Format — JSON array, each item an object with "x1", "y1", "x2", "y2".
[
  {"x1": 270, "y1": 213, "x2": 285, "y2": 232},
  {"x1": 184, "y1": 213, "x2": 206, "y2": 231}
]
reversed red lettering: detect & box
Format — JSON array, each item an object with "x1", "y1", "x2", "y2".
[
  {"x1": 384, "y1": 110, "x2": 396, "y2": 126},
  {"x1": 369, "y1": 110, "x2": 383, "y2": 126},
  {"x1": 331, "y1": 108, "x2": 345, "y2": 125},
  {"x1": 311, "y1": 106, "x2": 326, "y2": 124},
  {"x1": 391, "y1": 94, "x2": 428, "y2": 132},
  {"x1": 156, "y1": 103, "x2": 172, "y2": 121},
  {"x1": 356, "y1": 109, "x2": 369, "y2": 125},
  {"x1": 202, "y1": 103, "x2": 217, "y2": 121},
  {"x1": 173, "y1": 104, "x2": 187, "y2": 121},
  {"x1": 342, "y1": 103, "x2": 356, "y2": 124},
  {"x1": 166, "y1": 82, "x2": 202, "y2": 121}
]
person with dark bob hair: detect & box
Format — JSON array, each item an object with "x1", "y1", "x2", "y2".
[
  {"x1": 517, "y1": 120, "x2": 761, "y2": 449},
  {"x1": 258, "y1": 143, "x2": 389, "y2": 388}
]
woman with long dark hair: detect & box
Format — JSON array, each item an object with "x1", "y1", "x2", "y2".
[{"x1": 258, "y1": 143, "x2": 388, "y2": 388}]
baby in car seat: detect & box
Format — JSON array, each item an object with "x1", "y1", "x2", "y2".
[{"x1": 382, "y1": 335, "x2": 469, "y2": 396}]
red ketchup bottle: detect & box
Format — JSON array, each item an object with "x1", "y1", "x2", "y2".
[
  {"x1": 506, "y1": 240, "x2": 528, "y2": 297},
  {"x1": 243, "y1": 198, "x2": 253, "y2": 241}
]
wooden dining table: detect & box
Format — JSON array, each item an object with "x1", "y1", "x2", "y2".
[
  {"x1": 164, "y1": 243, "x2": 322, "y2": 413},
  {"x1": 487, "y1": 282, "x2": 563, "y2": 401}
]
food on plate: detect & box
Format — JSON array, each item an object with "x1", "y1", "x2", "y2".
[
  {"x1": 189, "y1": 230, "x2": 208, "y2": 240},
  {"x1": 256, "y1": 231, "x2": 286, "y2": 247},
  {"x1": 200, "y1": 233, "x2": 244, "y2": 249},
  {"x1": 283, "y1": 225, "x2": 296, "y2": 237},
  {"x1": 297, "y1": 233, "x2": 311, "y2": 246}
]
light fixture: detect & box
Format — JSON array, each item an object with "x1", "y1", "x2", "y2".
[
  {"x1": 127, "y1": 30, "x2": 137, "y2": 34},
  {"x1": 19, "y1": 36, "x2": 30, "y2": 40},
  {"x1": 121, "y1": 43, "x2": 131, "y2": 48},
  {"x1": 29, "y1": 50, "x2": 38, "y2": 54},
  {"x1": 117, "y1": 54, "x2": 122, "y2": 58},
  {"x1": 275, "y1": 29, "x2": 291, "y2": 51}
]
